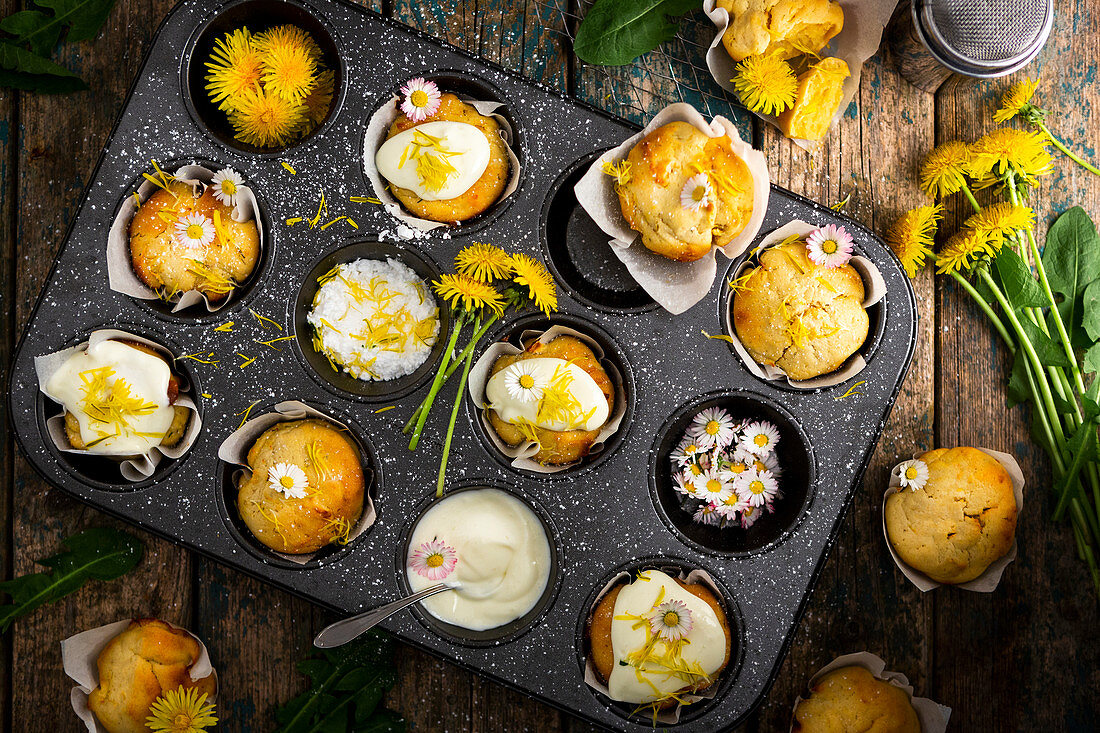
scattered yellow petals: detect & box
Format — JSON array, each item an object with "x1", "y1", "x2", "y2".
[
  {"x1": 701, "y1": 329, "x2": 735, "y2": 344},
  {"x1": 236, "y1": 400, "x2": 261, "y2": 429},
  {"x1": 319, "y1": 215, "x2": 346, "y2": 230},
  {"x1": 176, "y1": 352, "x2": 219, "y2": 366},
  {"x1": 250, "y1": 309, "x2": 284, "y2": 331},
  {"x1": 349, "y1": 195, "x2": 382, "y2": 204},
  {"x1": 237, "y1": 353, "x2": 256, "y2": 368},
  {"x1": 254, "y1": 335, "x2": 296, "y2": 350},
  {"x1": 281, "y1": 161, "x2": 297, "y2": 174},
  {"x1": 373, "y1": 406, "x2": 396, "y2": 414},
  {"x1": 835, "y1": 380, "x2": 866, "y2": 400},
  {"x1": 201, "y1": 392, "x2": 213, "y2": 399},
  {"x1": 214, "y1": 321, "x2": 234, "y2": 332},
  {"x1": 346, "y1": 217, "x2": 359, "y2": 229},
  {"x1": 286, "y1": 217, "x2": 303, "y2": 225}
]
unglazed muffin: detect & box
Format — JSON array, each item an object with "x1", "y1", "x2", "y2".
[
  {"x1": 885, "y1": 447, "x2": 1018, "y2": 584},
  {"x1": 237, "y1": 419, "x2": 365, "y2": 554},
  {"x1": 616, "y1": 121, "x2": 755, "y2": 262},
  {"x1": 87, "y1": 619, "x2": 216, "y2": 733},
  {"x1": 792, "y1": 666, "x2": 920, "y2": 733},
  {"x1": 717, "y1": 0, "x2": 844, "y2": 62},
  {"x1": 129, "y1": 179, "x2": 260, "y2": 302},
  {"x1": 777, "y1": 57, "x2": 851, "y2": 141},
  {"x1": 732, "y1": 240, "x2": 868, "y2": 380}
]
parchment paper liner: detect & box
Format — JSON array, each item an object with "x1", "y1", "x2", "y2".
[
  {"x1": 363, "y1": 94, "x2": 522, "y2": 233},
  {"x1": 573, "y1": 103, "x2": 769, "y2": 315},
  {"x1": 884, "y1": 448, "x2": 1024, "y2": 593},
  {"x1": 468, "y1": 325, "x2": 628, "y2": 474},
  {"x1": 790, "y1": 652, "x2": 950, "y2": 731},
  {"x1": 217, "y1": 400, "x2": 378, "y2": 565},
  {"x1": 63, "y1": 618, "x2": 218, "y2": 733},
  {"x1": 721, "y1": 220, "x2": 886, "y2": 389},
  {"x1": 33, "y1": 329, "x2": 203, "y2": 482},
  {"x1": 583, "y1": 566, "x2": 727, "y2": 725},
  {"x1": 107, "y1": 164, "x2": 263, "y2": 312},
  {"x1": 703, "y1": 0, "x2": 897, "y2": 151}
]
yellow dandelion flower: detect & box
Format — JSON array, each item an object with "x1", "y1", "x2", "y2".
[
  {"x1": 255, "y1": 28, "x2": 318, "y2": 104},
  {"x1": 301, "y1": 68, "x2": 335, "y2": 128},
  {"x1": 455, "y1": 242, "x2": 513, "y2": 282},
  {"x1": 732, "y1": 53, "x2": 797, "y2": 115},
  {"x1": 935, "y1": 228, "x2": 997, "y2": 275},
  {"x1": 146, "y1": 685, "x2": 217, "y2": 733},
  {"x1": 204, "y1": 28, "x2": 264, "y2": 112},
  {"x1": 918, "y1": 141, "x2": 971, "y2": 198},
  {"x1": 228, "y1": 86, "x2": 305, "y2": 148},
  {"x1": 885, "y1": 204, "x2": 942, "y2": 278},
  {"x1": 255, "y1": 24, "x2": 322, "y2": 60},
  {"x1": 968, "y1": 128, "x2": 1053, "y2": 186},
  {"x1": 510, "y1": 253, "x2": 558, "y2": 315},
  {"x1": 433, "y1": 274, "x2": 506, "y2": 314},
  {"x1": 994, "y1": 78, "x2": 1040, "y2": 124},
  {"x1": 964, "y1": 202, "x2": 1035, "y2": 241}
]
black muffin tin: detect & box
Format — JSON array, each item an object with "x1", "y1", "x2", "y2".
[{"x1": 6, "y1": 1, "x2": 917, "y2": 730}]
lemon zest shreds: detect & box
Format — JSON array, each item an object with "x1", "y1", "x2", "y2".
[
  {"x1": 228, "y1": 85, "x2": 305, "y2": 148},
  {"x1": 732, "y1": 53, "x2": 797, "y2": 115},
  {"x1": 214, "y1": 321, "x2": 234, "y2": 332},
  {"x1": 835, "y1": 380, "x2": 866, "y2": 400},
  {"x1": 919, "y1": 142, "x2": 971, "y2": 198},
  {"x1": 601, "y1": 159, "x2": 632, "y2": 186},
  {"x1": 701, "y1": 329, "x2": 735, "y2": 344},
  {"x1": 936, "y1": 228, "x2": 996, "y2": 275},
  {"x1": 204, "y1": 28, "x2": 264, "y2": 112},
  {"x1": 250, "y1": 308, "x2": 283, "y2": 331},
  {"x1": 964, "y1": 203, "x2": 1035, "y2": 241},
  {"x1": 968, "y1": 128, "x2": 1053, "y2": 187},
  {"x1": 433, "y1": 274, "x2": 506, "y2": 314},
  {"x1": 456, "y1": 242, "x2": 513, "y2": 282},
  {"x1": 727, "y1": 269, "x2": 758, "y2": 295},
  {"x1": 235, "y1": 400, "x2": 261, "y2": 430},
  {"x1": 994, "y1": 78, "x2": 1040, "y2": 124},
  {"x1": 510, "y1": 254, "x2": 558, "y2": 315},
  {"x1": 306, "y1": 438, "x2": 329, "y2": 476},
  {"x1": 146, "y1": 685, "x2": 218, "y2": 733},
  {"x1": 885, "y1": 204, "x2": 942, "y2": 278},
  {"x1": 281, "y1": 161, "x2": 297, "y2": 174}
]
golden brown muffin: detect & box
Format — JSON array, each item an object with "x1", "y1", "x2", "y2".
[
  {"x1": 885, "y1": 447, "x2": 1018, "y2": 584},
  {"x1": 238, "y1": 419, "x2": 365, "y2": 554},
  {"x1": 129, "y1": 179, "x2": 260, "y2": 302},
  {"x1": 717, "y1": 0, "x2": 844, "y2": 62},
  {"x1": 487, "y1": 335, "x2": 615, "y2": 465},
  {"x1": 586, "y1": 576, "x2": 731, "y2": 708},
  {"x1": 792, "y1": 665, "x2": 920, "y2": 733},
  {"x1": 777, "y1": 57, "x2": 850, "y2": 141},
  {"x1": 732, "y1": 240, "x2": 868, "y2": 381},
  {"x1": 385, "y1": 92, "x2": 510, "y2": 223},
  {"x1": 87, "y1": 619, "x2": 216, "y2": 733},
  {"x1": 62, "y1": 340, "x2": 190, "y2": 451},
  {"x1": 616, "y1": 121, "x2": 755, "y2": 262}
]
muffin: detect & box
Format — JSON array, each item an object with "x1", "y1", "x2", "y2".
[
  {"x1": 717, "y1": 0, "x2": 844, "y2": 62},
  {"x1": 793, "y1": 665, "x2": 920, "y2": 733},
  {"x1": 616, "y1": 121, "x2": 756, "y2": 262},
  {"x1": 237, "y1": 419, "x2": 365, "y2": 554},
  {"x1": 87, "y1": 619, "x2": 216, "y2": 733},
  {"x1": 587, "y1": 569, "x2": 731, "y2": 707},
  {"x1": 129, "y1": 179, "x2": 260, "y2": 302},
  {"x1": 885, "y1": 447, "x2": 1018, "y2": 584},
  {"x1": 485, "y1": 335, "x2": 615, "y2": 465},
  {"x1": 45, "y1": 339, "x2": 191, "y2": 456},
  {"x1": 777, "y1": 57, "x2": 850, "y2": 141},
  {"x1": 732, "y1": 240, "x2": 868, "y2": 380},
  {"x1": 376, "y1": 92, "x2": 511, "y2": 223}
]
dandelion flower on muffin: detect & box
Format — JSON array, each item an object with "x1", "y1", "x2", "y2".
[
  {"x1": 805, "y1": 224, "x2": 854, "y2": 268},
  {"x1": 400, "y1": 77, "x2": 442, "y2": 122},
  {"x1": 897, "y1": 458, "x2": 929, "y2": 490},
  {"x1": 267, "y1": 462, "x2": 309, "y2": 499}
]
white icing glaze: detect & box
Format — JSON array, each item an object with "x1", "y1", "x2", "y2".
[
  {"x1": 406, "y1": 489, "x2": 551, "y2": 631},
  {"x1": 485, "y1": 357, "x2": 609, "y2": 432},
  {"x1": 375, "y1": 121, "x2": 490, "y2": 201},
  {"x1": 45, "y1": 340, "x2": 176, "y2": 455},
  {"x1": 607, "y1": 570, "x2": 726, "y2": 704}
]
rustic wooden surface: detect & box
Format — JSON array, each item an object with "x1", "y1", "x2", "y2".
[{"x1": 2, "y1": 0, "x2": 1099, "y2": 730}]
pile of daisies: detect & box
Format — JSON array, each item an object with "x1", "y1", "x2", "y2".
[
  {"x1": 670, "y1": 406, "x2": 784, "y2": 529},
  {"x1": 204, "y1": 25, "x2": 334, "y2": 148}
]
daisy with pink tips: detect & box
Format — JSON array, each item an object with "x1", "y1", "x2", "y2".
[
  {"x1": 805, "y1": 224, "x2": 855, "y2": 268},
  {"x1": 400, "y1": 78, "x2": 442, "y2": 122},
  {"x1": 739, "y1": 504, "x2": 761, "y2": 529},
  {"x1": 692, "y1": 502, "x2": 721, "y2": 526},
  {"x1": 409, "y1": 538, "x2": 458, "y2": 580}
]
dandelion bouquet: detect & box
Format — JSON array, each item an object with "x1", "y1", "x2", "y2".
[
  {"x1": 204, "y1": 25, "x2": 334, "y2": 149},
  {"x1": 887, "y1": 79, "x2": 1100, "y2": 597}
]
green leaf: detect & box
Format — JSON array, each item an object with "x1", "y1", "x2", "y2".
[
  {"x1": 573, "y1": 0, "x2": 698, "y2": 66},
  {"x1": 1044, "y1": 206, "x2": 1100, "y2": 340},
  {"x1": 1083, "y1": 374, "x2": 1100, "y2": 420},
  {"x1": 0, "y1": 0, "x2": 117, "y2": 93},
  {"x1": 1082, "y1": 278, "x2": 1100, "y2": 343},
  {"x1": 1018, "y1": 317, "x2": 1071, "y2": 367},
  {"x1": 0, "y1": 66, "x2": 85, "y2": 92},
  {"x1": 1053, "y1": 418, "x2": 1100, "y2": 520},
  {"x1": 995, "y1": 248, "x2": 1047, "y2": 309},
  {"x1": 0, "y1": 528, "x2": 143, "y2": 631},
  {"x1": 1007, "y1": 351, "x2": 1032, "y2": 408}
]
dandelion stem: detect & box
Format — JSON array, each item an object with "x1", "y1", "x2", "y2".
[
  {"x1": 408, "y1": 311, "x2": 467, "y2": 449},
  {"x1": 961, "y1": 184, "x2": 982, "y2": 214},
  {"x1": 437, "y1": 318, "x2": 480, "y2": 498},
  {"x1": 404, "y1": 314, "x2": 500, "y2": 430},
  {"x1": 1039, "y1": 122, "x2": 1100, "y2": 176},
  {"x1": 947, "y1": 270, "x2": 1014, "y2": 349}
]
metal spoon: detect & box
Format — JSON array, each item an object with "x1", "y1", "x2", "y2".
[{"x1": 313, "y1": 582, "x2": 456, "y2": 648}]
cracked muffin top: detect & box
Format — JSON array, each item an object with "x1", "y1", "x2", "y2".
[
  {"x1": 732, "y1": 239, "x2": 868, "y2": 381},
  {"x1": 885, "y1": 447, "x2": 1018, "y2": 584},
  {"x1": 792, "y1": 665, "x2": 920, "y2": 733}
]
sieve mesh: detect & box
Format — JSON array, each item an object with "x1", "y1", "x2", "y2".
[{"x1": 926, "y1": 0, "x2": 1050, "y2": 64}]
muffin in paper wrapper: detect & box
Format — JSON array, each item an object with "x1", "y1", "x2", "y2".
[
  {"x1": 722, "y1": 220, "x2": 886, "y2": 389},
  {"x1": 362, "y1": 94, "x2": 522, "y2": 233},
  {"x1": 33, "y1": 328, "x2": 203, "y2": 482},
  {"x1": 573, "y1": 103, "x2": 770, "y2": 315},
  {"x1": 217, "y1": 400, "x2": 377, "y2": 565},
  {"x1": 703, "y1": 0, "x2": 897, "y2": 150},
  {"x1": 883, "y1": 448, "x2": 1024, "y2": 592},
  {"x1": 107, "y1": 163, "x2": 263, "y2": 312},
  {"x1": 62, "y1": 618, "x2": 217, "y2": 733},
  {"x1": 791, "y1": 652, "x2": 950, "y2": 731},
  {"x1": 583, "y1": 565, "x2": 728, "y2": 725},
  {"x1": 468, "y1": 325, "x2": 627, "y2": 474}
]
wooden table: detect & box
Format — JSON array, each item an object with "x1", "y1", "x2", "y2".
[{"x1": 2, "y1": 0, "x2": 1099, "y2": 729}]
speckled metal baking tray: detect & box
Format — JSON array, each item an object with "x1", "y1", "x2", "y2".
[{"x1": 6, "y1": 0, "x2": 917, "y2": 729}]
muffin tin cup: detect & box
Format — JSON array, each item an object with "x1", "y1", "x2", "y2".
[{"x1": 395, "y1": 481, "x2": 563, "y2": 647}]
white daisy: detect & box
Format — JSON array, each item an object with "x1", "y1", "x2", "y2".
[
  {"x1": 720, "y1": 448, "x2": 755, "y2": 481},
  {"x1": 683, "y1": 459, "x2": 707, "y2": 481},
  {"x1": 735, "y1": 468, "x2": 779, "y2": 507},
  {"x1": 752, "y1": 451, "x2": 782, "y2": 477},
  {"x1": 400, "y1": 77, "x2": 442, "y2": 122},
  {"x1": 673, "y1": 471, "x2": 694, "y2": 497},
  {"x1": 267, "y1": 462, "x2": 309, "y2": 499},
  {"x1": 897, "y1": 458, "x2": 930, "y2": 491},
  {"x1": 502, "y1": 361, "x2": 546, "y2": 402},
  {"x1": 692, "y1": 468, "x2": 734, "y2": 503},
  {"x1": 689, "y1": 407, "x2": 737, "y2": 449},
  {"x1": 680, "y1": 173, "x2": 712, "y2": 212},
  {"x1": 692, "y1": 502, "x2": 721, "y2": 526},
  {"x1": 174, "y1": 213, "x2": 215, "y2": 248},
  {"x1": 739, "y1": 420, "x2": 780, "y2": 455},
  {"x1": 648, "y1": 599, "x2": 694, "y2": 641},
  {"x1": 211, "y1": 167, "x2": 244, "y2": 207},
  {"x1": 671, "y1": 436, "x2": 703, "y2": 465},
  {"x1": 716, "y1": 493, "x2": 750, "y2": 521},
  {"x1": 739, "y1": 504, "x2": 761, "y2": 528},
  {"x1": 805, "y1": 224, "x2": 855, "y2": 268}
]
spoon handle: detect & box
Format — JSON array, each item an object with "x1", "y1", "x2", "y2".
[{"x1": 313, "y1": 583, "x2": 452, "y2": 648}]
